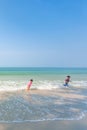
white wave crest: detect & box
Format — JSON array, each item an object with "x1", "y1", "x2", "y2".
[{"x1": 0, "y1": 80, "x2": 87, "y2": 92}]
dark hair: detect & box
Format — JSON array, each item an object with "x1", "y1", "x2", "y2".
[
  {"x1": 67, "y1": 76, "x2": 70, "y2": 78},
  {"x1": 30, "y1": 79, "x2": 33, "y2": 81}
]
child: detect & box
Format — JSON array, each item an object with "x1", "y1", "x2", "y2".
[
  {"x1": 27, "y1": 79, "x2": 33, "y2": 90},
  {"x1": 64, "y1": 76, "x2": 71, "y2": 87}
]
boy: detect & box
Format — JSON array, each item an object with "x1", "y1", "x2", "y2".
[{"x1": 64, "y1": 76, "x2": 71, "y2": 87}]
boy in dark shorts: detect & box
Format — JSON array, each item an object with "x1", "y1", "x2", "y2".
[{"x1": 64, "y1": 76, "x2": 71, "y2": 87}]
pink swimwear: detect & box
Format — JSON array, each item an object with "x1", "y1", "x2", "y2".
[{"x1": 27, "y1": 81, "x2": 32, "y2": 90}]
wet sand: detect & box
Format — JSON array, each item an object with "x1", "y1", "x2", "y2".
[{"x1": 0, "y1": 114, "x2": 87, "y2": 130}]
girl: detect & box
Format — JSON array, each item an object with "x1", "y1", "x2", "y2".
[{"x1": 27, "y1": 79, "x2": 33, "y2": 90}]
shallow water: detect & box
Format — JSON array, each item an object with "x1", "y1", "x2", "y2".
[{"x1": 0, "y1": 87, "x2": 87, "y2": 123}]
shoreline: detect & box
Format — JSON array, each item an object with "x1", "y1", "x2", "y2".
[{"x1": 0, "y1": 114, "x2": 87, "y2": 130}]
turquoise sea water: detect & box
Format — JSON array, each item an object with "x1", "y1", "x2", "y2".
[
  {"x1": 0, "y1": 67, "x2": 87, "y2": 123},
  {"x1": 0, "y1": 67, "x2": 87, "y2": 80}
]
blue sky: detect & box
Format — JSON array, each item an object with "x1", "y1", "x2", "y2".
[{"x1": 0, "y1": 0, "x2": 86, "y2": 67}]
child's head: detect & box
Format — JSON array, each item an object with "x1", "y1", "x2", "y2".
[
  {"x1": 30, "y1": 79, "x2": 33, "y2": 82},
  {"x1": 67, "y1": 76, "x2": 70, "y2": 78}
]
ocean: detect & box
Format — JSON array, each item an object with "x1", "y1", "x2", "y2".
[{"x1": 0, "y1": 67, "x2": 87, "y2": 123}]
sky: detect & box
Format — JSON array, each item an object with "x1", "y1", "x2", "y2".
[{"x1": 0, "y1": 0, "x2": 87, "y2": 67}]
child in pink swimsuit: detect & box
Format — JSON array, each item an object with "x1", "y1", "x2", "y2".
[{"x1": 27, "y1": 79, "x2": 33, "y2": 90}]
